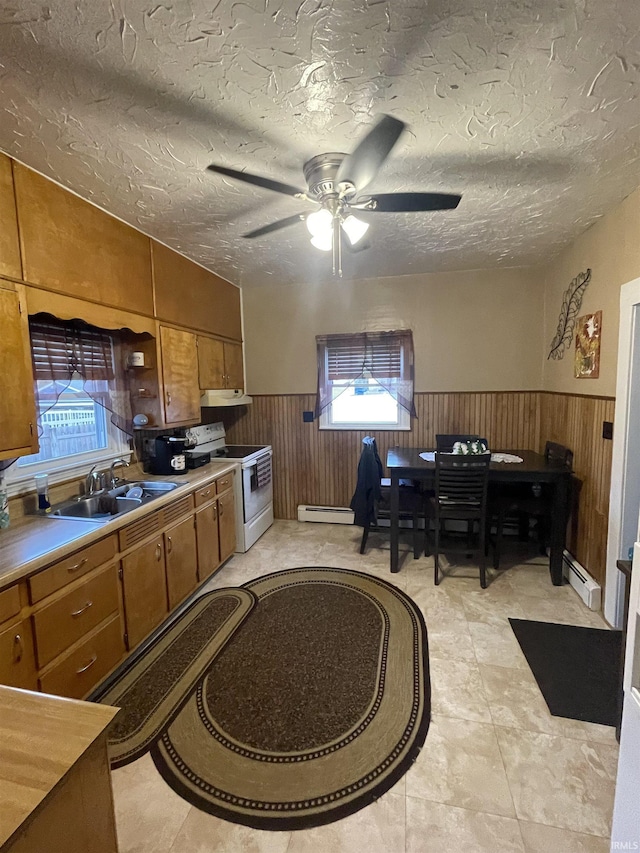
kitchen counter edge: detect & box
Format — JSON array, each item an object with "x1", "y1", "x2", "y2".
[{"x1": 0, "y1": 461, "x2": 237, "y2": 592}]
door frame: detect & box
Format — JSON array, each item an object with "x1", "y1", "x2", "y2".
[{"x1": 605, "y1": 275, "x2": 640, "y2": 627}]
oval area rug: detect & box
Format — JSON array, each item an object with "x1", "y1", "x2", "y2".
[{"x1": 104, "y1": 567, "x2": 430, "y2": 830}]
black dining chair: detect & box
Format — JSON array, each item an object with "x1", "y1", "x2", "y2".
[
  {"x1": 427, "y1": 451, "x2": 492, "y2": 588},
  {"x1": 491, "y1": 441, "x2": 574, "y2": 568},
  {"x1": 350, "y1": 437, "x2": 424, "y2": 557}
]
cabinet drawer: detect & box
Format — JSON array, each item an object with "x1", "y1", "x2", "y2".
[
  {"x1": 38, "y1": 615, "x2": 124, "y2": 699},
  {"x1": 194, "y1": 483, "x2": 216, "y2": 507},
  {"x1": 0, "y1": 584, "x2": 21, "y2": 624},
  {"x1": 33, "y1": 564, "x2": 120, "y2": 669},
  {"x1": 29, "y1": 535, "x2": 118, "y2": 603},
  {"x1": 0, "y1": 617, "x2": 37, "y2": 690},
  {"x1": 215, "y1": 473, "x2": 234, "y2": 495}
]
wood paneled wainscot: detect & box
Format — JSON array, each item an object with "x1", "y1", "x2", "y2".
[
  {"x1": 198, "y1": 335, "x2": 244, "y2": 391},
  {"x1": 0, "y1": 280, "x2": 38, "y2": 461},
  {"x1": 13, "y1": 161, "x2": 154, "y2": 316},
  {"x1": 152, "y1": 240, "x2": 242, "y2": 340}
]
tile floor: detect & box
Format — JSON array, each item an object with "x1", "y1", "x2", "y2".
[{"x1": 111, "y1": 520, "x2": 619, "y2": 853}]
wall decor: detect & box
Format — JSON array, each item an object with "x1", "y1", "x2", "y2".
[
  {"x1": 548, "y1": 268, "x2": 592, "y2": 360},
  {"x1": 575, "y1": 310, "x2": 602, "y2": 379}
]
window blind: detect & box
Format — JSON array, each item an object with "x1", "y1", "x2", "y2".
[
  {"x1": 327, "y1": 337, "x2": 402, "y2": 380},
  {"x1": 29, "y1": 316, "x2": 115, "y2": 382}
]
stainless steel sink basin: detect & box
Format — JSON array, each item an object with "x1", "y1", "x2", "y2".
[
  {"x1": 50, "y1": 495, "x2": 142, "y2": 522},
  {"x1": 47, "y1": 479, "x2": 181, "y2": 523}
]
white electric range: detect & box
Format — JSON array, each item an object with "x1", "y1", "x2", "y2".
[{"x1": 185, "y1": 422, "x2": 273, "y2": 552}]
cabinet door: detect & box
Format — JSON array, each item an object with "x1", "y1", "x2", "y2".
[
  {"x1": 120, "y1": 538, "x2": 168, "y2": 650},
  {"x1": 0, "y1": 284, "x2": 38, "y2": 460},
  {"x1": 0, "y1": 618, "x2": 37, "y2": 690},
  {"x1": 218, "y1": 489, "x2": 236, "y2": 562},
  {"x1": 197, "y1": 336, "x2": 225, "y2": 389},
  {"x1": 196, "y1": 502, "x2": 221, "y2": 582},
  {"x1": 165, "y1": 515, "x2": 198, "y2": 610},
  {"x1": 159, "y1": 326, "x2": 200, "y2": 424},
  {"x1": 0, "y1": 153, "x2": 21, "y2": 279},
  {"x1": 224, "y1": 342, "x2": 244, "y2": 390},
  {"x1": 14, "y1": 163, "x2": 153, "y2": 315}
]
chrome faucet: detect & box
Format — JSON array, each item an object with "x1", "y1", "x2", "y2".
[
  {"x1": 85, "y1": 464, "x2": 106, "y2": 496},
  {"x1": 109, "y1": 458, "x2": 130, "y2": 488}
]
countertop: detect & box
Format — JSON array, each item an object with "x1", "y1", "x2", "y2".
[
  {"x1": 0, "y1": 685, "x2": 119, "y2": 848},
  {"x1": 0, "y1": 460, "x2": 237, "y2": 592}
]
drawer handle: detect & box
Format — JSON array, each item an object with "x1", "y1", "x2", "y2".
[
  {"x1": 67, "y1": 557, "x2": 88, "y2": 573},
  {"x1": 167, "y1": 535, "x2": 173, "y2": 554},
  {"x1": 71, "y1": 600, "x2": 93, "y2": 618},
  {"x1": 219, "y1": 502, "x2": 224, "y2": 516},
  {"x1": 166, "y1": 390, "x2": 172, "y2": 406},
  {"x1": 201, "y1": 489, "x2": 212, "y2": 497},
  {"x1": 156, "y1": 543, "x2": 162, "y2": 561},
  {"x1": 220, "y1": 479, "x2": 230, "y2": 487},
  {"x1": 76, "y1": 654, "x2": 98, "y2": 675},
  {"x1": 13, "y1": 633, "x2": 23, "y2": 663}
]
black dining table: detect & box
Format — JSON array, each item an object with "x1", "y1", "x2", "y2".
[{"x1": 386, "y1": 448, "x2": 571, "y2": 585}]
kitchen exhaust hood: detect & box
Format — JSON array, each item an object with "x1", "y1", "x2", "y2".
[{"x1": 200, "y1": 389, "x2": 253, "y2": 407}]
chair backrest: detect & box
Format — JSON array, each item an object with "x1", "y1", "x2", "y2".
[
  {"x1": 544, "y1": 441, "x2": 573, "y2": 470},
  {"x1": 436, "y1": 434, "x2": 487, "y2": 452},
  {"x1": 434, "y1": 451, "x2": 491, "y2": 517}
]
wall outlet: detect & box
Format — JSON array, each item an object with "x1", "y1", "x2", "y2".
[
  {"x1": 602, "y1": 420, "x2": 613, "y2": 440},
  {"x1": 303, "y1": 411, "x2": 315, "y2": 423}
]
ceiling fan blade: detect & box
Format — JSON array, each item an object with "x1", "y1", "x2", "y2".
[
  {"x1": 207, "y1": 164, "x2": 305, "y2": 198},
  {"x1": 363, "y1": 192, "x2": 462, "y2": 212},
  {"x1": 243, "y1": 213, "x2": 306, "y2": 239},
  {"x1": 335, "y1": 115, "x2": 405, "y2": 194}
]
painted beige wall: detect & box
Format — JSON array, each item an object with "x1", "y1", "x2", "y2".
[
  {"x1": 542, "y1": 186, "x2": 640, "y2": 397},
  {"x1": 243, "y1": 267, "x2": 544, "y2": 394}
]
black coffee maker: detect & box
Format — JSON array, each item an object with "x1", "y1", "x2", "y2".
[{"x1": 152, "y1": 436, "x2": 188, "y2": 475}]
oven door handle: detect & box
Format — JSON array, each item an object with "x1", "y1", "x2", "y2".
[{"x1": 241, "y1": 450, "x2": 272, "y2": 471}]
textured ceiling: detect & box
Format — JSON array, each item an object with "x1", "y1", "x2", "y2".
[{"x1": 1, "y1": 1, "x2": 640, "y2": 288}]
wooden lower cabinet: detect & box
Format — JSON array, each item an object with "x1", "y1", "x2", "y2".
[
  {"x1": 165, "y1": 515, "x2": 198, "y2": 609},
  {"x1": 38, "y1": 615, "x2": 124, "y2": 699},
  {"x1": 218, "y1": 489, "x2": 237, "y2": 562},
  {"x1": 0, "y1": 617, "x2": 37, "y2": 691},
  {"x1": 120, "y1": 536, "x2": 168, "y2": 649},
  {"x1": 196, "y1": 501, "x2": 221, "y2": 582}
]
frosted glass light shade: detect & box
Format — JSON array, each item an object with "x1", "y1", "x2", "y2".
[
  {"x1": 306, "y1": 208, "x2": 333, "y2": 237},
  {"x1": 310, "y1": 233, "x2": 333, "y2": 251},
  {"x1": 341, "y1": 215, "x2": 369, "y2": 245}
]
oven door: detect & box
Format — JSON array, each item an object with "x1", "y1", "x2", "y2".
[{"x1": 242, "y1": 452, "x2": 273, "y2": 522}]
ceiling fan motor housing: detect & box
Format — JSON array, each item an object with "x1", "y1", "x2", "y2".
[{"x1": 303, "y1": 153, "x2": 355, "y2": 201}]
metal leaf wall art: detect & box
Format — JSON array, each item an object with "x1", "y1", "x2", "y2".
[{"x1": 547, "y1": 269, "x2": 592, "y2": 360}]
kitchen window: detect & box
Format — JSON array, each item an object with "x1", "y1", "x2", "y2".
[
  {"x1": 6, "y1": 315, "x2": 132, "y2": 492},
  {"x1": 315, "y1": 330, "x2": 415, "y2": 431}
]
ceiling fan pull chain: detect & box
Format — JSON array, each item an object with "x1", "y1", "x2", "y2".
[{"x1": 332, "y1": 217, "x2": 342, "y2": 278}]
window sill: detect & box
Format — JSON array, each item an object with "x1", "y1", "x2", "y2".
[{"x1": 6, "y1": 450, "x2": 133, "y2": 499}]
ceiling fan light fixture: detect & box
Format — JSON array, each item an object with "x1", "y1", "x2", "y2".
[
  {"x1": 306, "y1": 208, "x2": 333, "y2": 238},
  {"x1": 341, "y1": 214, "x2": 369, "y2": 246},
  {"x1": 310, "y1": 232, "x2": 333, "y2": 252}
]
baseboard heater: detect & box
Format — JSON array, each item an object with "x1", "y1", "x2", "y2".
[
  {"x1": 562, "y1": 550, "x2": 601, "y2": 611},
  {"x1": 297, "y1": 505, "x2": 355, "y2": 524}
]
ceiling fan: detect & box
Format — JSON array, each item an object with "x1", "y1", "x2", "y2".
[{"x1": 207, "y1": 115, "x2": 461, "y2": 277}]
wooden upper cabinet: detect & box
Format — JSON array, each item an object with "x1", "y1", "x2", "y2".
[
  {"x1": 13, "y1": 163, "x2": 154, "y2": 316},
  {"x1": 152, "y1": 241, "x2": 242, "y2": 341},
  {"x1": 159, "y1": 326, "x2": 201, "y2": 425},
  {"x1": 0, "y1": 154, "x2": 21, "y2": 280},
  {"x1": 198, "y1": 336, "x2": 244, "y2": 390},
  {"x1": 0, "y1": 282, "x2": 38, "y2": 461}
]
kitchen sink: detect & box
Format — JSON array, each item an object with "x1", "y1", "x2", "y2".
[{"x1": 47, "y1": 480, "x2": 180, "y2": 523}]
